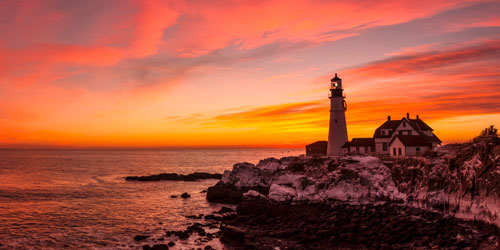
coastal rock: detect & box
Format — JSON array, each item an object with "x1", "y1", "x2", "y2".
[
  {"x1": 206, "y1": 183, "x2": 245, "y2": 204},
  {"x1": 220, "y1": 226, "x2": 245, "y2": 245},
  {"x1": 125, "y1": 172, "x2": 222, "y2": 182},
  {"x1": 227, "y1": 201, "x2": 500, "y2": 249},
  {"x1": 134, "y1": 235, "x2": 150, "y2": 241},
  {"x1": 256, "y1": 158, "x2": 282, "y2": 172},
  {"x1": 206, "y1": 182, "x2": 268, "y2": 204},
  {"x1": 242, "y1": 190, "x2": 268, "y2": 200},
  {"x1": 204, "y1": 214, "x2": 222, "y2": 221},
  {"x1": 210, "y1": 155, "x2": 404, "y2": 205},
  {"x1": 174, "y1": 231, "x2": 190, "y2": 240},
  {"x1": 216, "y1": 206, "x2": 235, "y2": 213},
  {"x1": 221, "y1": 162, "x2": 264, "y2": 188},
  {"x1": 150, "y1": 244, "x2": 169, "y2": 250},
  {"x1": 268, "y1": 184, "x2": 297, "y2": 202},
  {"x1": 392, "y1": 140, "x2": 500, "y2": 225},
  {"x1": 181, "y1": 192, "x2": 191, "y2": 198}
]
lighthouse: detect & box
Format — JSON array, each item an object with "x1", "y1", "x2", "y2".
[{"x1": 327, "y1": 73, "x2": 348, "y2": 156}]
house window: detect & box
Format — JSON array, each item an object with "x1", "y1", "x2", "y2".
[
  {"x1": 416, "y1": 147, "x2": 420, "y2": 154},
  {"x1": 383, "y1": 143, "x2": 387, "y2": 151},
  {"x1": 408, "y1": 131, "x2": 412, "y2": 135},
  {"x1": 399, "y1": 131, "x2": 403, "y2": 135},
  {"x1": 403, "y1": 121, "x2": 406, "y2": 127},
  {"x1": 393, "y1": 148, "x2": 396, "y2": 156},
  {"x1": 381, "y1": 130, "x2": 385, "y2": 136},
  {"x1": 398, "y1": 148, "x2": 402, "y2": 156},
  {"x1": 365, "y1": 146, "x2": 369, "y2": 152},
  {"x1": 356, "y1": 146, "x2": 359, "y2": 152}
]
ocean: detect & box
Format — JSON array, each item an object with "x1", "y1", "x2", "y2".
[{"x1": 0, "y1": 148, "x2": 303, "y2": 249}]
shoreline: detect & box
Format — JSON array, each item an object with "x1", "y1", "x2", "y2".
[{"x1": 197, "y1": 140, "x2": 500, "y2": 249}]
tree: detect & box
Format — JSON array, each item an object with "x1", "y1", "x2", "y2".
[{"x1": 480, "y1": 125, "x2": 497, "y2": 136}]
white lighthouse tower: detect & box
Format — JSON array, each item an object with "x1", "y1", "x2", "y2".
[{"x1": 327, "y1": 73, "x2": 348, "y2": 156}]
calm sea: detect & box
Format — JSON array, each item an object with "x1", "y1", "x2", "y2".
[{"x1": 0, "y1": 148, "x2": 303, "y2": 249}]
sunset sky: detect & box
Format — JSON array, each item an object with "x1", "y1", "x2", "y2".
[{"x1": 1, "y1": 0, "x2": 499, "y2": 148}]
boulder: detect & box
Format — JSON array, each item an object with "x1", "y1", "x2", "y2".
[
  {"x1": 206, "y1": 182, "x2": 269, "y2": 204},
  {"x1": 125, "y1": 172, "x2": 222, "y2": 182},
  {"x1": 220, "y1": 226, "x2": 245, "y2": 245},
  {"x1": 257, "y1": 158, "x2": 281, "y2": 172},
  {"x1": 150, "y1": 244, "x2": 169, "y2": 250},
  {"x1": 181, "y1": 192, "x2": 191, "y2": 198},
  {"x1": 207, "y1": 183, "x2": 245, "y2": 204},
  {"x1": 268, "y1": 184, "x2": 297, "y2": 202},
  {"x1": 134, "y1": 235, "x2": 150, "y2": 241},
  {"x1": 217, "y1": 206, "x2": 235, "y2": 213},
  {"x1": 221, "y1": 162, "x2": 263, "y2": 188}
]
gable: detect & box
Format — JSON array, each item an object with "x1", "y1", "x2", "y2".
[
  {"x1": 393, "y1": 119, "x2": 420, "y2": 135},
  {"x1": 373, "y1": 120, "x2": 401, "y2": 138}
]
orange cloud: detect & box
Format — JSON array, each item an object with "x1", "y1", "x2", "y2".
[{"x1": 0, "y1": 0, "x2": 499, "y2": 148}]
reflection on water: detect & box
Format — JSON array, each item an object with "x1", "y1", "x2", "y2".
[{"x1": 0, "y1": 149, "x2": 303, "y2": 249}]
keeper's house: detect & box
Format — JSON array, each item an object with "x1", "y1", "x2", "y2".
[{"x1": 342, "y1": 113, "x2": 441, "y2": 157}]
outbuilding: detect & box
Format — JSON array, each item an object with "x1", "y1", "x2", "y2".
[{"x1": 305, "y1": 141, "x2": 328, "y2": 157}]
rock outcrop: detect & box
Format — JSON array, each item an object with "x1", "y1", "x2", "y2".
[
  {"x1": 392, "y1": 139, "x2": 500, "y2": 225},
  {"x1": 207, "y1": 139, "x2": 500, "y2": 227},
  {"x1": 207, "y1": 156, "x2": 404, "y2": 205},
  {"x1": 125, "y1": 172, "x2": 222, "y2": 182}
]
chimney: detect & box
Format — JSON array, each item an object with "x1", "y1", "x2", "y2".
[
  {"x1": 406, "y1": 112, "x2": 410, "y2": 119},
  {"x1": 387, "y1": 116, "x2": 391, "y2": 121},
  {"x1": 417, "y1": 115, "x2": 419, "y2": 120}
]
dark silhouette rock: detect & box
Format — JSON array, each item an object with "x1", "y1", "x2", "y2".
[
  {"x1": 170, "y1": 195, "x2": 177, "y2": 198},
  {"x1": 217, "y1": 206, "x2": 235, "y2": 213},
  {"x1": 181, "y1": 192, "x2": 191, "y2": 198},
  {"x1": 150, "y1": 244, "x2": 169, "y2": 250},
  {"x1": 125, "y1": 172, "x2": 222, "y2": 182},
  {"x1": 174, "y1": 231, "x2": 190, "y2": 240},
  {"x1": 167, "y1": 241, "x2": 175, "y2": 247},
  {"x1": 220, "y1": 226, "x2": 245, "y2": 245},
  {"x1": 206, "y1": 183, "x2": 268, "y2": 204},
  {"x1": 134, "y1": 235, "x2": 150, "y2": 241},
  {"x1": 142, "y1": 245, "x2": 151, "y2": 250},
  {"x1": 204, "y1": 214, "x2": 222, "y2": 221}
]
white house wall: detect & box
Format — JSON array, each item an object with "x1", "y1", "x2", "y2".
[
  {"x1": 375, "y1": 138, "x2": 391, "y2": 154},
  {"x1": 389, "y1": 138, "x2": 406, "y2": 157}
]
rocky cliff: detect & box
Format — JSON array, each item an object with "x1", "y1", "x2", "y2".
[{"x1": 207, "y1": 139, "x2": 500, "y2": 226}]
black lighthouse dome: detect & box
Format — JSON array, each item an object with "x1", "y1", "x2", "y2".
[{"x1": 331, "y1": 73, "x2": 341, "y2": 81}]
